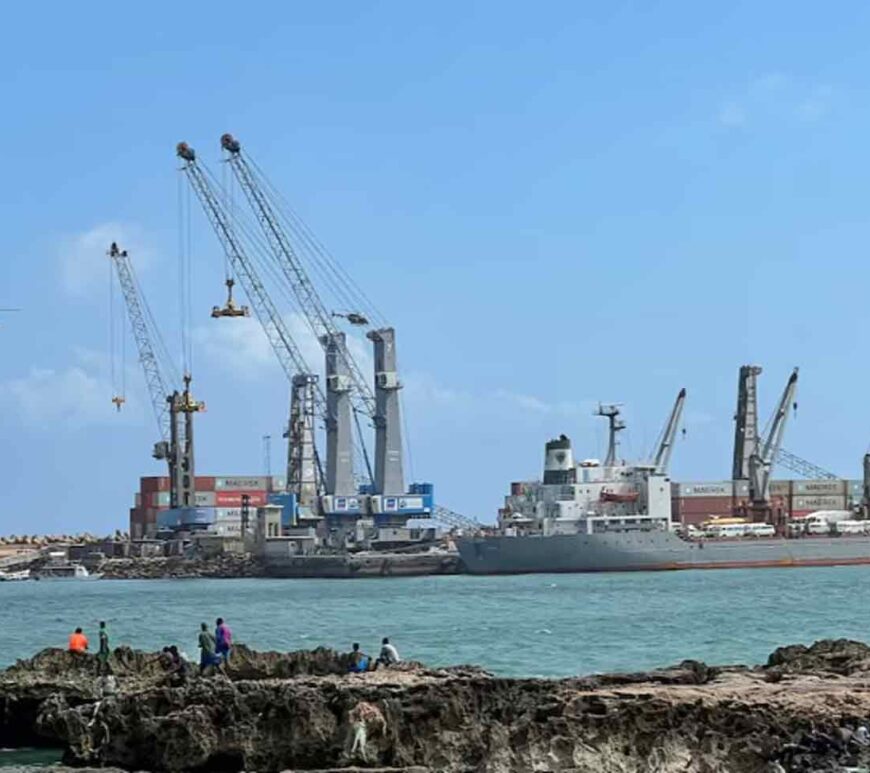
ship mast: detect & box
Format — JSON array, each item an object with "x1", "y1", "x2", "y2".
[{"x1": 596, "y1": 404, "x2": 625, "y2": 467}]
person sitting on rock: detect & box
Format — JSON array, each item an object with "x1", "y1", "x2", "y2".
[
  {"x1": 198, "y1": 622, "x2": 222, "y2": 675},
  {"x1": 348, "y1": 642, "x2": 369, "y2": 673},
  {"x1": 68, "y1": 627, "x2": 88, "y2": 654},
  {"x1": 376, "y1": 637, "x2": 400, "y2": 668},
  {"x1": 163, "y1": 645, "x2": 188, "y2": 687}
]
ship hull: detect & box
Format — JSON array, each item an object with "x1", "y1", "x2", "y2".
[{"x1": 456, "y1": 531, "x2": 870, "y2": 575}]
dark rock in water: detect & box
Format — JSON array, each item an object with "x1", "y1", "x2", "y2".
[{"x1": 3, "y1": 639, "x2": 870, "y2": 771}]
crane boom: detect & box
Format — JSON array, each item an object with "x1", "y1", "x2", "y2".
[
  {"x1": 109, "y1": 243, "x2": 173, "y2": 442},
  {"x1": 220, "y1": 134, "x2": 376, "y2": 419},
  {"x1": 109, "y1": 242, "x2": 203, "y2": 509},
  {"x1": 773, "y1": 448, "x2": 837, "y2": 480},
  {"x1": 749, "y1": 368, "x2": 799, "y2": 505},
  {"x1": 653, "y1": 387, "x2": 686, "y2": 474},
  {"x1": 176, "y1": 142, "x2": 326, "y2": 413}
]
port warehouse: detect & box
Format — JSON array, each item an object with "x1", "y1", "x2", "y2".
[
  {"x1": 130, "y1": 475, "x2": 434, "y2": 540},
  {"x1": 505, "y1": 478, "x2": 862, "y2": 528}
]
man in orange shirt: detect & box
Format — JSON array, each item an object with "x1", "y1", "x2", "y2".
[{"x1": 68, "y1": 627, "x2": 88, "y2": 653}]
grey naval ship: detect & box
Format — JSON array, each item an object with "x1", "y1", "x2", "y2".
[{"x1": 457, "y1": 380, "x2": 870, "y2": 575}]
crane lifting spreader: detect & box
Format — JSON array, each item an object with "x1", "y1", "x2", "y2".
[{"x1": 211, "y1": 278, "x2": 250, "y2": 318}]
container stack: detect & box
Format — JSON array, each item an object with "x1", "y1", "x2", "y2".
[
  {"x1": 669, "y1": 478, "x2": 862, "y2": 527},
  {"x1": 669, "y1": 481, "x2": 742, "y2": 526},
  {"x1": 130, "y1": 475, "x2": 286, "y2": 538}
]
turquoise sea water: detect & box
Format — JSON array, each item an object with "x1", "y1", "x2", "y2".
[{"x1": 2, "y1": 567, "x2": 870, "y2": 677}]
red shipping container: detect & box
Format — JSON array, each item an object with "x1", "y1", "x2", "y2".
[
  {"x1": 140, "y1": 476, "x2": 170, "y2": 494},
  {"x1": 215, "y1": 490, "x2": 268, "y2": 507},
  {"x1": 195, "y1": 476, "x2": 216, "y2": 491}
]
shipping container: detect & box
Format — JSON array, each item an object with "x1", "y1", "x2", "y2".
[
  {"x1": 152, "y1": 492, "x2": 171, "y2": 507},
  {"x1": 134, "y1": 493, "x2": 142, "y2": 507},
  {"x1": 215, "y1": 476, "x2": 269, "y2": 491},
  {"x1": 195, "y1": 491, "x2": 216, "y2": 507},
  {"x1": 510, "y1": 482, "x2": 524, "y2": 496},
  {"x1": 268, "y1": 476, "x2": 287, "y2": 492},
  {"x1": 140, "y1": 476, "x2": 170, "y2": 493},
  {"x1": 769, "y1": 480, "x2": 791, "y2": 496},
  {"x1": 674, "y1": 481, "x2": 734, "y2": 498},
  {"x1": 215, "y1": 490, "x2": 268, "y2": 507},
  {"x1": 847, "y1": 480, "x2": 863, "y2": 498},
  {"x1": 791, "y1": 495, "x2": 847, "y2": 511},
  {"x1": 195, "y1": 476, "x2": 216, "y2": 491},
  {"x1": 671, "y1": 495, "x2": 736, "y2": 513},
  {"x1": 792, "y1": 479, "x2": 847, "y2": 496},
  {"x1": 214, "y1": 508, "x2": 244, "y2": 520}
]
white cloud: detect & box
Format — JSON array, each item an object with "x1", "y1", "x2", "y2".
[
  {"x1": 59, "y1": 223, "x2": 156, "y2": 298},
  {"x1": 0, "y1": 348, "x2": 143, "y2": 427}
]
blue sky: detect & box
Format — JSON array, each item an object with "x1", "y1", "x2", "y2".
[{"x1": 2, "y1": 1, "x2": 870, "y2": 534}]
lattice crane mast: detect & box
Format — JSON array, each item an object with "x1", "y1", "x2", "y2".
[
  {"x1": 177, "y1": 143, "x2": 323, "y2": 397},
  {"x1": 219, "y1": 134, "x2": 377, "y2": 420},
  {"x1": 108, "y1": 242, "x2": 203, "y2": 509},
  {"x1": 176, "y1": 142, "x2": 327, "y2": 495}
]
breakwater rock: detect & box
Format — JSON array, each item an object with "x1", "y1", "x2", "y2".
[
  {"x1": 100, "y1": 554, "x2": 263, "y2": 579},
  {"x1": 3, "y1": 640, "x2": 870, "y2": 771}
]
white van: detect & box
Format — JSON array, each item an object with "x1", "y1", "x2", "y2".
[
  {"x1": 713, "y1": 523, "x2": 746, "y2": 538},
  {"x1": 744, "y1": 523, "x2": 775, "y2": 538}
]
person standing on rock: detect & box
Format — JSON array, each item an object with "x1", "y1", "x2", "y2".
[
  {"x1": 215, "y1": 618, "x2": 232, "y2": 665},
  {"x1": 68, "y1": 627, "x2": 88, "y2": 654},
  {"x1": 198, "y1": 622, "x2": 221, "y2": 675},
  {"x1": 97, "y1": 621, "x2": 110, "y2": 675}
]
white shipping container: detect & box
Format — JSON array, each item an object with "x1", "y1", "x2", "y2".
[
  {"x1": 769, "y1": 480, "x2": 791, "y2": 496},
  {"x1": 792, "y1": 480, "x2": 847, "y2": 496},
  {"x1": 152, "y1": 492, "x2": 171, "y2": 507},
  {"x1": 214, "y1": 508, "x2": 244, "y2": 520},
  {"x1": 793, "y1": 496, "x2": 847, "y2": 510},
  {"x1": 215, "y1": 476, "x2": 269, "y2": 491},
  {"x1": 677, "y1": 481, "x2": 733, "y2": 498},
  {"x1": 195, "y1": 491, "x2": 216, "y2": 507}
]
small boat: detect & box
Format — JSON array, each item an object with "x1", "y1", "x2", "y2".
[
  {"x1": 31, "y1": 563, "x2": 101, "y2": 581},
  {"x1": 0, "y1": 569, "x2": 31, "y2": 581}
]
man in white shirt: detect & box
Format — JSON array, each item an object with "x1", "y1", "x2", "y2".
[{"x1": 377, "y1": 637, "x2": 400, "y2": 668}]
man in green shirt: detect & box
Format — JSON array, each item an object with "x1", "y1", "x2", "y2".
[
  {"x1": 97, "y1": 621, "x2": 110, "y2": 675},
  {"x1": 198, "y1": 622, "x2": 220, "y2": 675}
]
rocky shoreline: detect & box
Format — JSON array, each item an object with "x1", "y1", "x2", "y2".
[{"x1": 2, "y1": 640, "x2": 870, "y2": 771}]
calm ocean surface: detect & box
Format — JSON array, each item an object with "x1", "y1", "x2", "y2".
[{"x1": 2, "y1": 566, "x2": 870, "y2": 677}]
